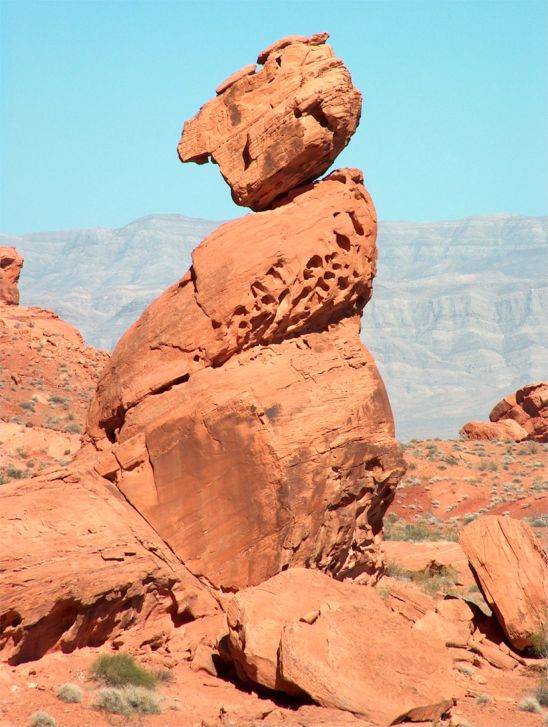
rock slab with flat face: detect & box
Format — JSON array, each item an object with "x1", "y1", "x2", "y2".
[
  {"x1": 178, "y1": 33, "x2": 362, "y2": 210},
  {"x1": 83, "y1": 169, "x2": 405, "y2": 591},
  {"x1": 227, "y1": 569, "x2": 459, "y2": 725},
  {"x1": 0, "y1": 247, "x2": 23, "y2": 305},
  {"x1": 0, "y1": 468, "x2": 219, "y2": 664},
  {"x1": 459, "y1": 515, "x2": 548, "y2": 650}
]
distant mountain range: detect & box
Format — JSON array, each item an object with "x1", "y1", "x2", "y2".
[{"x1": 3, "y1": 213, "x2": 546, "y2": 440}]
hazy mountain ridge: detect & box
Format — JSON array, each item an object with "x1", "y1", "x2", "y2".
[{"x1": 3, "y1": 213, "x2": 546, "y2": 440}]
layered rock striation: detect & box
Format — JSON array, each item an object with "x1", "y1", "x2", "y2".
[{"x1": 83, "y1": 34, "x2": 405, "y2": 592}]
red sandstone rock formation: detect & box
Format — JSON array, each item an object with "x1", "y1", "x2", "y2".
[
  {"x1": 460, "y1": 515, "x2": 548, "y2": 650},
  {"x1": 0, "y1": 251, "x2": 109, "y2": 440},
  {"x1": 178, "y1": 33, "x2": 362, "y2": 211},
  {"x1": 226, "y1": 569, "x2": 460, "y2": 725},
  {"x1": 460, "y1": 382, "x2": 548, "y2": 442},
  {"x1": 0, "y1": 466, "x2": 219, "y2": 665},
  {"x1": 82, "y1": 168, "x2": 404, "y2": 590},
  {"x1": 0, "y1": 247, "x2": 23, "y2": 305}
]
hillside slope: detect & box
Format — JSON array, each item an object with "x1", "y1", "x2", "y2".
[{"x1": 3, "y1": 213, "x2": 546, "y2": 439}]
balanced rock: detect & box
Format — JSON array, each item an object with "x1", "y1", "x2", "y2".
[
  {"x1": 178, "y1": 33, "x2": 362, "y2": 210},
  {"x1": 0, "y1": 247, "x2": 23, "y2": 305},
  {"x1": 227, "y1": 569, "x2": 459, "y2": 725},
  {"x1": 459, "y1": 515, "x2": 548, "y2": 650},
  {"x1": 83, "y1": 168, "x2": 405, "y2": 590}
]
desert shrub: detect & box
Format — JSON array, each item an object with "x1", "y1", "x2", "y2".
[
  {"x1": 153, "y1": 668, "x2": 174, "y2": 685},
  {"x1": 518, "y1": 696, "x2": 542, "y2": 713},
  {"x1": 6, "y1": 466, "x2": 26, "y2": 480},
  {"x1": 94, "y1": 686, "x2": 161, "y2": 715},
  {"x1": 536, "y1": 679, "x2": 548, "y2": 707},
  {"x1": 94, "y1": 687, "x2": 130, "y2": 715},
  {"x1": 91, "y1": 652, "x2": 157, "y2": 689},
  {"x1": 30, "y1": 712, "x2": 57, "y2": 727},
  {"x1": 530, "y1": 627, "x2": 548, "y2": 657},
  {"x1": 475, "y1": 693, "x2": 492, "y2": 704},
  {"x1": 56, "y1": 683, "x2": 83, "y2": 703},
  {"x1": 124, "y1": 685, "x2": 161, "y2": 714}
]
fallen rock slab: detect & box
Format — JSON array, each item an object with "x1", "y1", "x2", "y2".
[
  {"x1": 227, "y1": 569, "x2": 460, "y2": 725},
  {"x1": 0, "y1": 469, "x2": 219, "y2": 664},
  {"x1": 459, "y1": 515, "x2": 548, "y2": 650}
]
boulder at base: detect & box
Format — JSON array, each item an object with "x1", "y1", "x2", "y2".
[
  {"x1": 460, "y1": 515, "x2": 548, "y2": 650},
  {"x1": 227, "y1": 568, "x2": 460, "y2": 725}
]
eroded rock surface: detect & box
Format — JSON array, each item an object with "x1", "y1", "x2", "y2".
[
  {"x1": 178, "y1": 33, "x2": 362, "y2": 210},
  {"x1": 83, "y1": 169, "x2": 404, "y2": 590},
  {"x1": 0, "y1": 247, "x2": 23, "y2": 305},
  {"x1": 227, "y1": 569, "x2": 459, "y2": 725},
  {"x1": 459, "y1": 515, "x2": 548, "y2": 650},
  {"x1": 0, "y1": 467, "x2": 219, "y2": 665}
]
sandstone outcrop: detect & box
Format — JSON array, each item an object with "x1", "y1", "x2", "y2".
[
  {"x1": 178, "y1": 33, "x2": 361, "y2": 210},
  {"x1": 83, "y1": 167, "x2": 404, "y2": 590},
  {"x1": 459, "y1": 515, "x2": 548, "y2": 650},
  {"x1": 0, "y1": 466, "x2": 219, "y2": 665},
  {"x1": 0, "y1": 250, "x2": 109, "y2": 444},
  {"x1": 227, "y1": 569, "x2": 459, "y2": 725},
  {"x1": 1, "y1": 32, "x2": 411, "y2": 726},
  {"x1": 460, "y1": 382, "x2": 548, "y2": 442},
  {"x1": 0, "y1": 246, "x2": 23, "y2": 305}
]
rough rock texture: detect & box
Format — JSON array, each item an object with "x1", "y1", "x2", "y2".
[
  {"x1": 0, "y1": 303, "x2": 109, "y2": 439},
  {"x1": 459, "y1": 418, "x2": 528, "y2": 442},
  {"x1": 227, "y1": 569, "x2": 460, "y2": 725},
  {"x1": 383, "y1": 541, "x2": 476, "y2": 587},
  {"x1": 459, "y1": 516, "x2": 548, "y2": 650},
  {"x1": 82, "y1": 168, "x2": 404, "y2": 590},
  {"x1": 460, "y1": 382, "x2": 548, "y2": 443},
  {"x1": 489, "y1": 382, "x2": 548, "y2": 442},
  {"x1": 0, "y1": 246, "x2": 23, "y2": 305},
  {"x1": 178, "y1": 33, "x2": 362, "y2": 210},
  {"x1": 0, "y1": 467, "x2": 219, "y2": 665}
]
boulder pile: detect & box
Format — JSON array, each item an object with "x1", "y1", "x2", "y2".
[{"x1": 460, "y1": 381, "x2": 548, "y2": 442}]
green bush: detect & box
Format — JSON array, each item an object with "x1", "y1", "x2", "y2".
[
  {"x1": 91, "y1": 652, "x2": 157, "y2": 689},
  {"x1": 30, "y1": 712, "x2": 57, "y2": 727},
  {"x1": 56, "y1": 683, "x2": 83, "y2": 703}
]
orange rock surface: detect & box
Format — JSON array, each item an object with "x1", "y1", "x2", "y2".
[
  {"x1": 178, "y1": 33, "x2": 362, "y2": 210},
  {"x1": 0, "y1": 466, "x2": 219, "y2": 665},
  {"x1": 459, "y1": 515, "x2": 548, "y2": 650},
  {"x1": 461, "y1": 382, "x2": 548, "y2": 443},
  {"x1": 83, "y1": 168, "x2": 404, "y2": 590},
  {"x1": 0, "y1": 246, "x2": 23, "y2": 305},
  {"x1": 227, "y1": 568, "x2": 460, "y2": 724}
]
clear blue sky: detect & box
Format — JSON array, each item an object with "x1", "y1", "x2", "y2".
[{"x1": 1, "y1": 0, "x2": 546, "y2": 234}]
